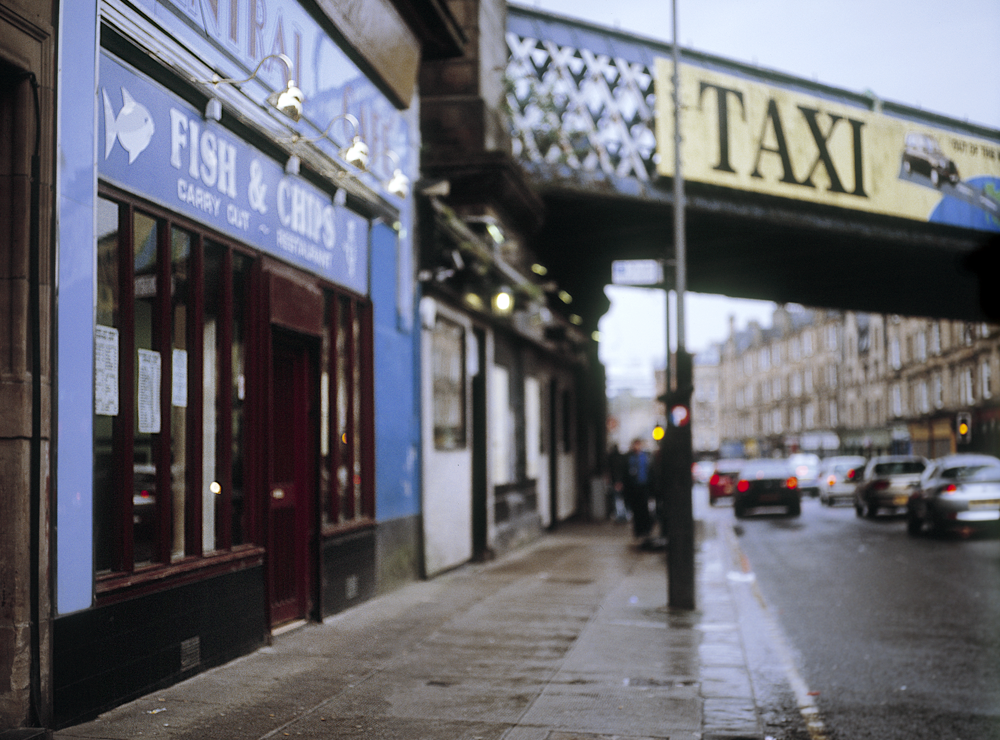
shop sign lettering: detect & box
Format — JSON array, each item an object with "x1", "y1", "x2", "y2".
[{"x1": 99, "y1": 53, "x2": 369, "y2": 294}]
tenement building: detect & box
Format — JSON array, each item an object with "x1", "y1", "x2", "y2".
[{"x1": 717, "y1": 306, "x2": 1000, "y2": 460}]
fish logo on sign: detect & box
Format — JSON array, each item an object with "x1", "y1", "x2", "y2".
[{"x1": 102, "y1": 86, "x2": 154, "y2": 164}]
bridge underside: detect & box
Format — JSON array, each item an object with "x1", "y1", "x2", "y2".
[{"x1": 528, "y1": 175, "x2": 995, "y2": 333}]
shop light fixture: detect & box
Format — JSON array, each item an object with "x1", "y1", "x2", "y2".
[
  {"x1": 286, "y1": 113, "x2": 369, "y2": 170},
  {"x1": 198, "y1": 53, "x2": 304, "y2": 122},
  {"x1": 369, "y1": 150, "x2": 410, "y2": 199},
  {"x1": 492, "y1": 286, "x2": 514, "y2": 316}
]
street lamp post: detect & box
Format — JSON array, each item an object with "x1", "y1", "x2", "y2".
[{"x1": 665, "y1": 0, "x2": 695, "y2": 610}]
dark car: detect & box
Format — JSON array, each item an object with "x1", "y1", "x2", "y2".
[
  {"x1": 901, "y1": 132, "x2": 959, "y2": 188},
  {"x1": 854, "y1": 455, "x2": 926, "y2": 518},
  {"x1": 907, "y1": 453, "x2": 1000, "y2": 536},
  {"x1": 708, "y1": 459, "x2": 744, "y2": 506},
  {"x1": 733, "y1": 459, "x2": 800, "y2": 518}
]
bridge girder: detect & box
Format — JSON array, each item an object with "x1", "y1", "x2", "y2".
[{"x1": 527, "y1": 174, "x2": 995, "y2": 336}]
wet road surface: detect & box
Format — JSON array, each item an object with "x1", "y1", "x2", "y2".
[{"x1": 710, "y1": 490, "x2": 1000, "y2": 740}]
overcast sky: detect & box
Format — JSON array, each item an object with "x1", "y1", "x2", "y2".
[{"x1": 518, "y1": 0, "x2": 1000, "y2": 393}]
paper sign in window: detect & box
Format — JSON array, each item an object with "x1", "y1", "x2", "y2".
[
  {"x1": 95, "y1": 325, "x2": 119, "y2": 416},
  {"x1": 172, "y1": 349, "x2": 188, "y2": 407},
  {"x1": 138, "y1": 349, "x2": 162, "y2": 434}
]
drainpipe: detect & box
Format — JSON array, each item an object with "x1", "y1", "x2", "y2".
[{"x1": 24, "y1": 69, "x2": 49, "y2": 730}]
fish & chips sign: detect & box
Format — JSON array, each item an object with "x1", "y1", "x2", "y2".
[{"x1": 98, "y1": 53, "x2": 369, "y2": 294}]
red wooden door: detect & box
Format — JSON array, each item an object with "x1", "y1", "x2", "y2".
[{"x1": 268, "y1": 333, "x2": 315, "y2": 626}]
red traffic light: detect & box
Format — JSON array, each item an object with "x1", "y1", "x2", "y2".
[{"x1": 670, "y1": 405, "x2": 690, "y2": 427}]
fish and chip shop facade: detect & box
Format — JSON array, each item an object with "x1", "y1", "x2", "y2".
[{"x1": 52, "y1": 0, "x2": 460, "y2": 726}]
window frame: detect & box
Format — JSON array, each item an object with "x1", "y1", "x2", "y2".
[{"x1": 94, "y1": 186, "x2": 261, "y2": 595}]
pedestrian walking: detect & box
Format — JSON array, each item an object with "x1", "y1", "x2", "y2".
[{"x1": 623, "y1": 437, "x2": 653, "y2": 537}]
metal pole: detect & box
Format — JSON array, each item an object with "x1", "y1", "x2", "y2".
[
  {"x1": 671, "y1": 0, "x2": 685, "y2": 350},
  {"x1": 667, "y1": 0, "x2": 695, "y2": 610}
]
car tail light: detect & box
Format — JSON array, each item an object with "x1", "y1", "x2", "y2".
[
  {"x1": 709, "y1": 474, "x2": 720, "y2": 486},
  {"x1": 847, "y1": 469, "x2": 857, "y2": 480},
  {"x1": 872, "y1": 480, "x2": 890, "y2": 491},
  {"x1": 785, "y1": 477, "x2": 799, "y2": 489},
  {"x1": 942, "y1": 483, "x2": 958, "y2": 494},
  {"x1": 736, "y1": 480, "x2": 749, "y2": 493},
  {"x1": 138, "y1": 490, "x2": 152, "y2": 499}
]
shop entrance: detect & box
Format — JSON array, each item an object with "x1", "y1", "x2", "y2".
[{"x1": 268, "y1": 331, "x2": 317, "y2": 626}]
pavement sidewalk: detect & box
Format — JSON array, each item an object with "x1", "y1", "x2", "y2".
[{"x1": 55, "y1": 518, "x2": 762, "y2": 740}]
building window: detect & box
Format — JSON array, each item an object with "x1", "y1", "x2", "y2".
[
  {"x1": 961, "y1": 366, "x2": 975, "y2": 406},
  {"x1": 891, "y1": 385, "x2": 902, "y2": 417},
  {"x1": 431, "y1": 318, "x2": 466, "y2": 450},
  {"x1": 930, "y1": 323, "x2": 941, "y2": 355},
  {"x1": 915, "y1": 331, "x2": 927, "y2": 361},
  {"x1": 918, "y1": 381, "x2": 929, "y2": 413},
  {"x1": 890, "y1": 338, "x2": 901, "y2": 370},
  {"x1": 828, "y1": 400, "x2": 838, "y2": 427},
  {"x1": 827, "y1": 325, "x2": 838, "y2": 351},
  {"x1": 322, "y1": 291, "x2": 374, "y2": 527},
  {"x1": 94, "y1": 194, "x2": 252, "y2": 574},
  {"x1": 804, "y1": 403, "x2": 815, "y2": 430},
  {"x1": 759, "y1": 347, "x2": 770, "y2": 370},
  {"x1": 771, "y1": 344, "x2": 781, "y2": 365},
  {"x1": 803, "y1": 369, "x2": 813, "y2": 394},
  {"x1": 982, "y1": 359, "x2": 992, "y2": 400},
  {"x1": 772, "y1": 408, "x2": 783, "y2": 433},
  {"x1": 803, "y1": 331, "x2": 813, "y2": 356},
  {"x1": 933, "y1": 375, "x2": 943, "y2": 409},
  {"x1": 963, "y1": 323, "x2": 975, "y2": 345},
  {"x1": 791, "y1": 406, "x2": 802, "y2": 431}
]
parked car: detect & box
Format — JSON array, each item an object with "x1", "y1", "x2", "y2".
[
  {"x1": 818, "y1": 455, "x2": 866, "y2": 506},
  {"x1": 733, "y1": 459, "x2": 800, "y2": 518},
  {"x1": 906, "y1": 453, "x2": 1000, "y2": 536},
  {"x1": 692, "y1": 460, "x2": 716, "y2": 485},
  {"x1": 854, "y1": 455, "x2": 927, "y2": 518},
  {"x1": 901, "y1": 132, "x2": 959, "y2": 188},
  {"x1": 708, "y1": 459, "x2": 744, "y2": 506},
  {"x1": 787, "y1": 452, "x2": 821, "y2": 497}
]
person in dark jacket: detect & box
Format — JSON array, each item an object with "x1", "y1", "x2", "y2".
[{"x1": 623, "y1": 437, "x2": 653, "y2": 537}]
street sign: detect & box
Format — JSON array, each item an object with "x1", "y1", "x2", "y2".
[{"x1": 611, "y1": 259, "x2": 663, "y2": 286}]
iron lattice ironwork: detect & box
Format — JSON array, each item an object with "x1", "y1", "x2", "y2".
[{"x1": 505, "y1": 31, "x2": 658, "y2": 183}]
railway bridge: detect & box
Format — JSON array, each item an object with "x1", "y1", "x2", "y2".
[{"x1": 503, "y1": 6, "x2": 1000, "y2": 332}]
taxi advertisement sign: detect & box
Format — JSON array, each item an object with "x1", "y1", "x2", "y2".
[{"x1": 655, "y1": 59, "x2": 1000, "y2": 232}]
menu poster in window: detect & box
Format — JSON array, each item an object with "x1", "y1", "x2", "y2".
[
  {"x1": 138, "y1": 349, "x2": 162, "y2": 434},
  {"x1": 95, "y1": 325, "x2": 119, "y2": 416},
  {"x1": 172, "y1": 349, "x2": 188, "y2": 408}
]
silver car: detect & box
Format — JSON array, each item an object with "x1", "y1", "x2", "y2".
[
  {"x1": 854, "y1": 455, "x2": 926, "y2": 518},
  {"x1": 818, "y1": 455, "x2": 866, "y2": 506},
  {"x1": 906, "y1": 453, "x2": 1000, "y2": 536}
]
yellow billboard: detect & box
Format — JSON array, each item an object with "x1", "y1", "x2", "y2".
[{"x1": 655, "y1": 59, "x2": 1000, "y2": 232}]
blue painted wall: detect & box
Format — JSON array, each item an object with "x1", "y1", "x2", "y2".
[{"x1": 371, "y1": 221, "x2": 421, "y2": 521}]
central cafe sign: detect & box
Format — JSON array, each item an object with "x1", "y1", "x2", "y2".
[{"x1": 654, "y1": 59, "x2": 1000, "y2": 231}]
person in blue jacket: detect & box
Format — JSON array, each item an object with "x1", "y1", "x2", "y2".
[{"x1": 623, "y1": 437, "x2": 653, "y2": 537}]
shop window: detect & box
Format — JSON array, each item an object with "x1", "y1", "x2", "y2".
[
  {"x1": 321, "y1": 292, "x2": 374, "y2": 527},
  {"x1": 431, "y1": 318, "x2": 466, "y2": 450},
  {"x1": 94, "y1": 193, "x2": 250, "y2": 576}
]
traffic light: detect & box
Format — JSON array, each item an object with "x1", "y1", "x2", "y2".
[
  {"x1": 669, "y1": 404, "x2": 690, "y2": 428},
  {"x1": 957, "y1": 411, "x2": 972, "y2": 444},
  {"x1": 652, "y1": 423, "x2": 665, "y2": 442}
]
